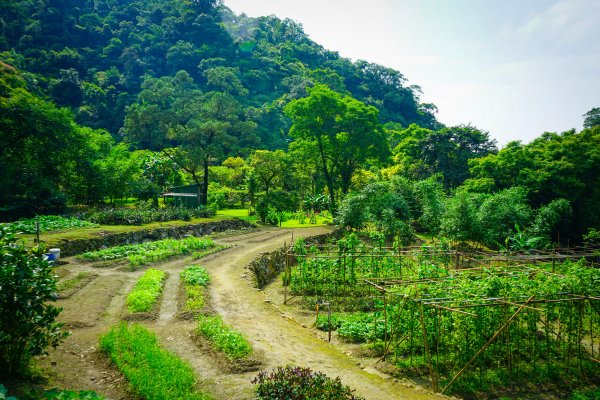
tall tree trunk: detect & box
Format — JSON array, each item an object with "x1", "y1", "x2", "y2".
[
  {"x1": 201, "y1": 157, "x2": 209, "y2": 206},
  {"x1": 316, "y1": 138, "x2": 336, "y2": 212}
]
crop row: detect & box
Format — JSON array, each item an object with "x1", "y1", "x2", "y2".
[
  {"x1": 100, "y1": 323, "x2": 211, "y2": 400},
  {"x1": 79, "y1": 236, "x2": 216, "y2": 267},
  {"x1": 196, "y1": 314, "x2": 253, "y2": 360},
  {"x1": 2, "y1": 215, "x2": 97, "y2": 234},
  {"x1": 126, "y1": 269, "x2": 167, "y2": 313},
  {"x1": 181, "y1": 265, "x2": 210, "y2": 313}
]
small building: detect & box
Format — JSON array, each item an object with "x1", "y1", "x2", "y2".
[{"x1": 163, "y1": 184, "x2": 200, "y2": 208}]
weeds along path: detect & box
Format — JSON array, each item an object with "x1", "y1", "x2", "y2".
[{"x1": 41, "y1": 226, "x2": 444, "y2": 400}]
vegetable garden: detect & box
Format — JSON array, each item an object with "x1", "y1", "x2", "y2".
[{"x1": 284, "y1": 235, "x2": 600, "y2": 397}]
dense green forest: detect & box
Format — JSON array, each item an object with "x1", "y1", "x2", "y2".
[{"x1": 1, "y1": 0, "x2": 599, "y2": 246}]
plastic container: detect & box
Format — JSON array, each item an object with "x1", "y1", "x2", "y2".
[{"x1": 49, "y1": 248, "x2": 60, "y2": 261}]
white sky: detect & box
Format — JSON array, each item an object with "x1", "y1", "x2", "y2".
[{"x1": 223, "y1": 0, "x2": 600, "y2": 146}]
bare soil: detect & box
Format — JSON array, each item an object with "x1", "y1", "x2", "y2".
[{"x1": 37, "y1": 226, "x2": 447, "y2": 400}]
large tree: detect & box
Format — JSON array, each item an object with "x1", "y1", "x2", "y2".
[
  {"x1": 583, "y1": 107, "x2": 600, "y2": 128},
  {"x1": 285, "y1": 84, "x2": 390, "y2": 211},
  {"x1": 467, "y1": 128, "x2": 600, "y2": 241},
  {"x1": 123, "y1": 71, "x2": 256, "y2": 205},
  {"x1": 392, "y1": 123, "x2": 497, "y2": 189},
  {"x1": 250, "y1": 149, "x2": 286, "y2": 196}
]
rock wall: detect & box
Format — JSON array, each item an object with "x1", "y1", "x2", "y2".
[
  {"x1": 56, "y1": 219, "x2": 254, "y2": 257},
  {"x1": 247, "y1": 231, "x2": 339, "y2": 288}
]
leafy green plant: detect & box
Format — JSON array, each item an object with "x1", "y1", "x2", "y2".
[
  {"x1": 43, "y1": 389, "x2": 105, "y2": 399},
  {"x1": 316, "y1": 312, "x2": 388, "y2": 343},
  {"x1": 196, "y1": 315, "x2": 252, "y2": 360},
  {"x1": 1, "y1": 215, "x2": 97, "y2": 234},
  {"x1": 100, "y1": 323, "x2": 210, "y2": 400},
  {"x1": 0, "y1": 226, "x2": 69, "y2": 378},
  {"x1": 181, "y1": 265, "x2": 210, "y2": 286},
  {"x1": 126, "y1": 269, "x2": 166, "y2": 313},
  {"x1": 79, "y1": 237, "x2": 216, "y2": 268},
  {"x1": 0, "y1": 384, "x2": 17, "y2": 400},
  {"x1": 181, "y1": 266, "x2": 210, "y2": 312},
  {"x1": 252, "y1": 366, "x2": 364, "y2": 400}
]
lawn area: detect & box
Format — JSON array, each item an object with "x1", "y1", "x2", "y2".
[
  {"x1": 217, "y1": 209, "x2": 331, "y2": 228},
  {"x1": 216, "y1": 208, "x2": 257, "y2": 222}
]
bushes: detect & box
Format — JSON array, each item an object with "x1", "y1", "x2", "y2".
[
  {"x1": 252, "y1": 366, "x2": 364, "y2": 400},
  {"x1": 196, "y1": 315, "x2": 252, "y2": 360},
  {"x1": 126, "y1": 269, "x2": 166, "y2": 313},
  {"x1": 81, "y1": 206, "x2": 214, "y2": 226},
  {"x1": 0, "y1": 226, "x2": 69, "y2": 377},
  {"x1": 100, "y1": 323, "x2": 210, "y2": 400}
]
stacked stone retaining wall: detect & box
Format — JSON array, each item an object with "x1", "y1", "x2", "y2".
[
  {"x1": 56, "y1": 219, "x2": 254, "y2": 257},
  {"x1": 248, "y1": 230, "x2": 339, "y2": 288}
]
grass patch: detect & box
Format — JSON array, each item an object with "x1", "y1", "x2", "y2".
[
  {"x1": 217, "y1": 208, "x2": 257, "y2": 223},
  {"x1": 181, "y1": 265, "x2": 210, "y2": 313},
  {"x1": 126, "y1": 269, "x2": 166, "y2": 313},
  {"x1": 79, "y1": 237, "x2": 216, "y2": 269},
  {"x1": 279, "y1": 218, "x2": 329, "y2": 228},
  {"x1": 100, "y1": 323, "x2": 211, "y2": 400},
  {"x1": 196, "y1": 314, "x2": 252, "y2": 360},
  {"x1": 56, "y1": 271, "x2": 92, "y2": 291}
]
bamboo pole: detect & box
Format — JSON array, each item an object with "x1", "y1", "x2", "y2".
[
  {"x1": 441, "y1": 295, "x2": 535, "y2": 395},
  {"x1": 418, "y1": 301, "x2": 438, "y2": 392}
]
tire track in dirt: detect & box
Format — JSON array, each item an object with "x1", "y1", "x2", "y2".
[{"x1": 192, "y1": 227, "x2": 444, "y2": 400}]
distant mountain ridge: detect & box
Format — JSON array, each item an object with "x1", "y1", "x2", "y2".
[{"x1": 0, "y1": 0, "x2": 440, "y2": 150}]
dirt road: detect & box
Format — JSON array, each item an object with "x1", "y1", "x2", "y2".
[{"x1": 41, "y1": 226, "x2": 444, "y2": 400}]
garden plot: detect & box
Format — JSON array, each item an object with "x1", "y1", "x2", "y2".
[
  {"x1": 280, "y1": 235, "x2": 600, "y2": 399},
  {"x1": 38, "y1": 226, "x2": 441, "y2": 400}
]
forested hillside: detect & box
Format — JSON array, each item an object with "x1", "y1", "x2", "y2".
[
  {"x1": 1, "y1": 0, "x2": 599, "y2": 245},
  {"x1": 0, "y1": 0, "x2": 438, "y2": 146}
]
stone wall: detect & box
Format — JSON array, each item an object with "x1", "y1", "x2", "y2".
[
  {"x1": 247, "y1": 230, "x2": 339, "y2": 288},
  {"x1": 56, "y1": 219, "x2": 254, "y2": 257}
]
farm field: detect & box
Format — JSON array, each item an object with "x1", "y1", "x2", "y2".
[{"x1": 35, "y1": 226, "x2": 442, "y2": 400}]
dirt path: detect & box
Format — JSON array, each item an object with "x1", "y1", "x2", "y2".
[{"x1": 40, "y1": 226, "x2": 445, "y2": 400}]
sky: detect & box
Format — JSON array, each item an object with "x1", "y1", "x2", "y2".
[{"x1": 223, "y1": 0, "x2": 600, "y2": 146}]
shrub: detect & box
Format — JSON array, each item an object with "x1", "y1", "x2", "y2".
[
  {"x1": 100, "y1": 323, "x2": 210, "y2": 400},
  {"x1": 252, "y1": 366, "x2": 364, "y2": 400},
  {"x1": 126, "y1": 269, "x2": 166, "y2": 313},
  {"x1": 0, "y1": 227, "x2": 69, "y2": 377},
  {"x1": 80, "y1": 206, "x2": 214, "y2": 226},
  {"x1": 196, "y1": 315, "x2": 252, "y2": 360}
]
